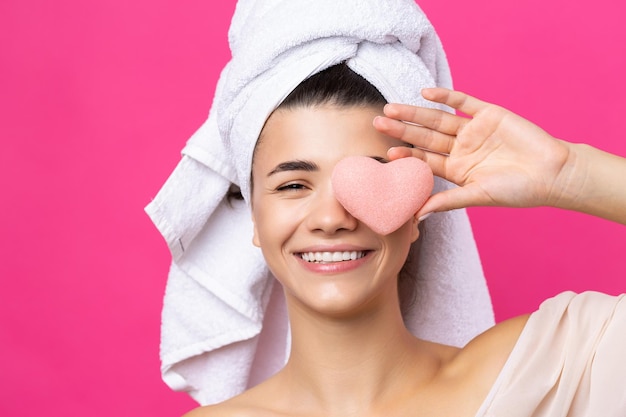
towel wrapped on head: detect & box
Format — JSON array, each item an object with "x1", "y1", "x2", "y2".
[{"x1": 145, "y1": 0, "x2": 494, "y2": 406}]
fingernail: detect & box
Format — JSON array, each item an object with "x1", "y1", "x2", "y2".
[{"x1": 418, "y1": 213, "x2": 432, "y2": 222}]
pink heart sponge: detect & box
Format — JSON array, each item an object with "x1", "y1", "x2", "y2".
[{"x1": 331, "y1": 156, "x2": 434, "y2": 235}]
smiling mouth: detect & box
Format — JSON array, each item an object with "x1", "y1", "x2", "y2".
[{"x1": 299, "y1": 251, "x2": 368, "y2": 263}]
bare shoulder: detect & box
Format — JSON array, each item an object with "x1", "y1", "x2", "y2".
[
  {"x1": 423, "y1": 315, "x2": 530, "y2": 414},
  {"x1": 468, "y1": 314, "x2": 530, "y2": 354},
  {"x1": 456, "y1": 314, "x2": 530, "y2": 384}
]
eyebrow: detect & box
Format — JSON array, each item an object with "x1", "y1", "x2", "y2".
[
  {"x1": 267, "y1": 160, "x2": 319, "y2": 177},
  {"x1": 266, "y1": 156, "x2": 388, "y2": 177}
]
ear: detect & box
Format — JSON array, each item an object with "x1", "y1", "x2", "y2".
[
  {"x1": 251, "y1": 212, "x2": 261, "y2": 248},
  {"x1": 410, "y1": 213, "x2": 421, "y2": 243}
]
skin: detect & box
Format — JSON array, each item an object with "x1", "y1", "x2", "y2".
[{"x1": 183, "y1": 104, "x2": 528, "y2": 417}]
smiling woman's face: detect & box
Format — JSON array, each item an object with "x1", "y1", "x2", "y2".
[{"x1": 251, "y1": 104, "x2": 420, "y2": 318}]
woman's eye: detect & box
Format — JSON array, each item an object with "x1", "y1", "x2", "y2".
[{"x1": 276, "y1": 183, "x2": 306, "y2": 192}]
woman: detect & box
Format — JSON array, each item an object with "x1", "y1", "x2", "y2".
[
  {"x1": 180, "y1": 64, "x2": 626, "y2": 417},
  {"x1": 148, "y1": 0, "x2": 495, "y2": 407}
]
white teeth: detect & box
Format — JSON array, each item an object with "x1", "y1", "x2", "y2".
[{"x1": 300, "y1": 251, "x2": 365, "y2": 263}]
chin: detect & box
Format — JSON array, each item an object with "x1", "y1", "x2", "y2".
[{"x1": 289, "y1": 285, "x2": 389, "y2": 320}]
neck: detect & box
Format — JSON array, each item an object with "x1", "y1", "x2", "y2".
[{"x1": 280, "y1": 286, "x2": 440, "y2": 415}]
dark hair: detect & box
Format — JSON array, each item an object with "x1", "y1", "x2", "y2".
[{"x1": 278, "y1": 62, "x2": 387, "y2": 110}]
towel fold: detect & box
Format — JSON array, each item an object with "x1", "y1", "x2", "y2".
[{"x1": 146, "y1": 0, "x2": 495, "y2": 406}]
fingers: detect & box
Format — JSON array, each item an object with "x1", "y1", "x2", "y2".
[
  {"x1": 387, "y1": 146, "x2": 450, "y2": 181},
  {"x1": 374, "y1": 115, "x2": 456, "y2": 155},
  {"x1": 382, "y1": 103, "x2": 464, "y2": 136},
  {"x1": 421, "y1": 88, "x2": 490, "y2": 117}
]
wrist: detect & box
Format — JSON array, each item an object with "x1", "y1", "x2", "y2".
[
  {"x1": 545, "y1": 140, "x2": 585, "y2": 211},
  {"x1": 549, "y1": 142, "x2": 626, "y2": 224}
]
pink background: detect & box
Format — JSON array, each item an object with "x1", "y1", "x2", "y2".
[{"x1": 1, "y1": 0, "x2": 624, "y2": 415}]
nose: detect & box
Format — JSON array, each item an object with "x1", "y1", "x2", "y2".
[{"x1": 306, "y1": 184, "x2": 358, "y2": 234}]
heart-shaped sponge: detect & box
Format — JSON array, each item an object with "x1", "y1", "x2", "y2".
[{"x1": 331, "y1": 156, "x2": 434, "y2": 235}]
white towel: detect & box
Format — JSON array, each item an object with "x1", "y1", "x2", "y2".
[{"x1": 146, "y1": 0, "x2": 495, "y2": 406}]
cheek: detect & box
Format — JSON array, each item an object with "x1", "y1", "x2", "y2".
[
  {"x1": 389, "y1": 220, "x2": 419, "y2": 261},
  {"x1": 252, "y1": 203, "x2": 301, "y2": 280},
  {"x1": 251, "y1": 199, "x2": 300, "y2": 249}
]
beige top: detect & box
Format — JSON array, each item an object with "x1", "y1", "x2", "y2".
[{"x1": 476, "y1": 291, "x2": 626, "y2": 416}]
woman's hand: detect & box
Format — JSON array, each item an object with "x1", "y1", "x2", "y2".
[{"x1": 373, "y1": 88, "x2": 577, "y2": 218}]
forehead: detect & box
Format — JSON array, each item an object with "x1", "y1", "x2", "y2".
[{"x1": 254, "y1": 105, "x2": 403, "y2": 165}]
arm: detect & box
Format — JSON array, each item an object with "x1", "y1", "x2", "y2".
[{"x1": 373, "y1": 88, "x2": 626, "y2": 225}]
